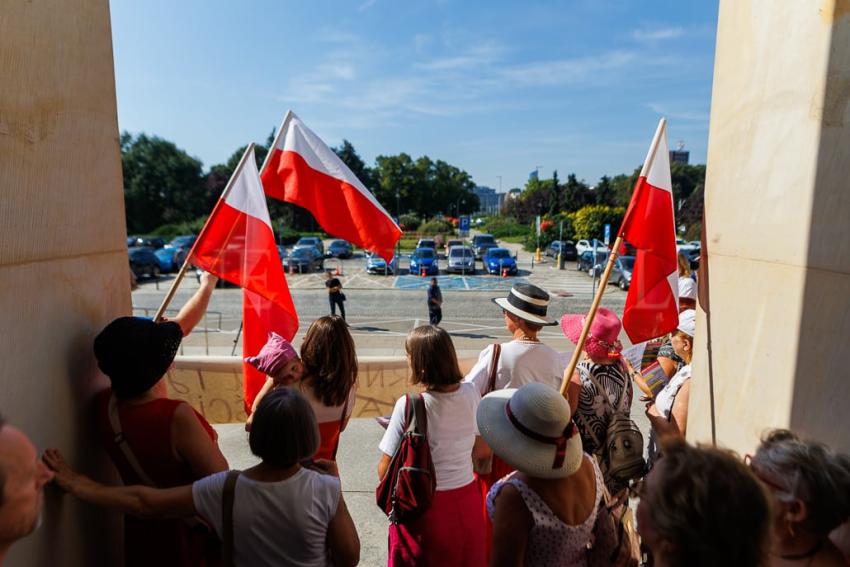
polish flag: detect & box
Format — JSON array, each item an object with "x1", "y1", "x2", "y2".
[
  {"x1": 261, "y1": 111, "x2": 401, "y2": 261},
  {"x1": 187, "y1": 145, "x2": 298, "y2": 409},
  {"x1": 618, "y1": 119, "x2": 679, "y2": 343}
]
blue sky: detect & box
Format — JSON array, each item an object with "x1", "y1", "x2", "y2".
[{"x1": 110, "y1": 0, "x2": 718, "y2": 191}]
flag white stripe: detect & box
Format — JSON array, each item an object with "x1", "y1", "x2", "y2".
[{"x1": 223, "y1": 150, "x2": 273, "y2": 229}]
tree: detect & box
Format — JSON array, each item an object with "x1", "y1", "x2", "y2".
[
  {"x1": 594, "y1": 175, "x2": 618, "y2": 206},
  {"x1": 561, "y1": 174, "x2": 593, "y2": 212},
  {"x1": 571, "y1": 205, "x2": 626, "y2": 240},
  {"x1": 333, "y1": 139, "x2": 374, "y2": 190},
  {"x1": 121, "y1": 133, "x2": 207, "y2": 233},
  {"x1": 548, "y1": 170, "x2": 561, "y2": 216}
]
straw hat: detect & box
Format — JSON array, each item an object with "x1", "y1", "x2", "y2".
[
  {"x1": 477, "y1": 383, "x2": 583, "y2": 479},
  {"x1": 492, "y1": 283, "x2": 557, "y2": 326}
]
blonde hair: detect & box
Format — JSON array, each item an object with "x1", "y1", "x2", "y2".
[{"x1": 677, "y1": 253, "x2": 692, "y2": 277}]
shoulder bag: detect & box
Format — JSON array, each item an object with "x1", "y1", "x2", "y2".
[{"x1": 473, "y1": 344, "x2": 501, "y2": 474}]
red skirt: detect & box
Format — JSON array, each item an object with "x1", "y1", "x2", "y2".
[
  {"x1": 388, "y1": 480, "x2": 485, "y2": 567},
  {"x1": 474, "y1": 455, "x2": 515, "y2": 562}
]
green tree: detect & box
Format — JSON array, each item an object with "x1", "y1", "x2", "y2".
[
  {"x1": 594, "y1": 175, "x2": 618, "y2": 206},
  {"x1": 561, "y1": 174, "x2": 593, "y2": 212},
  {"x1": 571, "y1": 205, "x2": 626, "y2": 240},
  {"x1": 548, "y1": 170, "x2": 561, "y2": 216},
  {"x1": 333, "y1": 139, "x2": 375, "y2": 190},
  {"x1": 121, "y1": 132, "x2": 207, "y2": 233}
]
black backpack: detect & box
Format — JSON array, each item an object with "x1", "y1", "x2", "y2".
[{"x1": 585, "y1": 368, "x2": 646, "y2": 484}]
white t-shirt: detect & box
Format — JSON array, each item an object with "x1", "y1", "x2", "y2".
[
  {"x1": 192, "y1": 468, "x2": 340, "y2": 567},
  {"x1": 379, "y1": 382, "x2": 480, "y2": 491},
  {"x1": 464, "y1": 341, "x2": 568, "y2": 395}
]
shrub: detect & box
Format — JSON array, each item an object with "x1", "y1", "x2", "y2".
[
  {"x1": 399, "y1": 213, "x2": 421, "y2": 232},
  {"x1": 419, "y1": 218, "x2": 454, "y2": 235},
  {"x1": 481, "y1": 216, "x2": 527, "y2": 238},
  {"x1": 571, "y1": 205, "x2": 626, "y2": 240}
]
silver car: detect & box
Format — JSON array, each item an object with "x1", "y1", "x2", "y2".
[{"x1": 446, "y1": 246, "x2": 475, "y2": 274}]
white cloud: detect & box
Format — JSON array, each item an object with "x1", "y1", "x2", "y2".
[
  {"x1": 500, "y1": 51, "x2": 636, "y2": 86},
  {"x1": 646, "y1": 102, "x2": 709, "y2": 123},
  {"x1": 632, "y1": 26, "x2": 685, "y2": 42},
  {"x1": 413, "y1": 34, "x2": 431, "y2": 55},
  {"x1": 358, "y1": 0, "x2": 377, "y2": 11},
  {"x1": 415, "y1": 41, "x2": 505, "y2": 71}
]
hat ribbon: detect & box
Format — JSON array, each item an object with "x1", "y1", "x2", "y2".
[{"x1": 505, "y1": 400, "x2": 577, "y2": 469}]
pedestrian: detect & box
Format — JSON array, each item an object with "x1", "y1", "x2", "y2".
[
  {"x1": 463, "y1": 283, "x2": 564, "y2": 558},
  {"x1": 748, "y1": 429, "x2": 850, "y2": 567},
  {"x1": 628, "y1": 309, "x2": 695, "y2": 467},
  {"x1": 292, "y1": 316, "x2": 358, "y2": 461},
  {"x1": 480, "y1": 383, "x2": 607, "y2": 567},
  {"x1": 427, "y1": 277, "x2": 443, "y2": 325},
  {"x1": 654, "y1": 277, "x2": 698, "y2": 379},
  {"x1": 44, "y1": 388, "x2": 361, "y2": 567},
  {"x1": 561, "y1": 307, "x2": 635, "y2": 493},
  {"x1": 91, "y1": 272, "x2": 228, "y2": 567},
  {"x1": 0, "y1": 416, "x2": 54, "y2": 564},
  {"x1": 637, "y1": 438, "x2": 771, "y2": 567},
  {"x1": 378, "y1": 326, "x2": 487, "y2": 566},
  {"x1": 325, "y1": 270, "x2": 346, "y2": 321}
]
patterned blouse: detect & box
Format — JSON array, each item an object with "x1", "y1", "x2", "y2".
[
  {"x1": 574, "y1": 360, "x2": 633, "y2": 456},
  {"x1": 486, "y1": 457, "x2": 604, "y2": 566}
]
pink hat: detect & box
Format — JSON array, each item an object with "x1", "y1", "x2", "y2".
[
  {"x1": 244, "y1": 332, "x2": 299, "y2": 377},
  {"x1": 560, "y1": 308, "x2": 623, "y2": 359}
]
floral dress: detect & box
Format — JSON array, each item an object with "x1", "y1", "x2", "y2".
[{"x1": 486, "y1": 457, "x2": 604, "y2": 566}]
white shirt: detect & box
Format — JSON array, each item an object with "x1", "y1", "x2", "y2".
[
  {"x1": 655, "y1": 364, "x2": 692, "y2": 419},
  {"x1": 379, "y1": 382, "x2": 480, "y2": 490},
  {"x1": 464, "y1": 341, "x2": 568, "y2": 395},
  {"x1": 192, "y1": 468, "x2": 340, "y2": 567}
]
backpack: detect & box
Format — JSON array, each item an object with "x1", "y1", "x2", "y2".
[
  {"x1": 586, "y1": 483, "x2": 641, "y2": 567},
  {"x1": 584, "y1": 368, "x2": 646, "y2": 484},
  {"x1": 375, "y1": 393, "x2": 436, "y2": 524}
]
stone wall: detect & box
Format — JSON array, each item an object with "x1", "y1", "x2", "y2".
[{"x1": 0, "y1": 1, "x2": 126, "y2": 563}]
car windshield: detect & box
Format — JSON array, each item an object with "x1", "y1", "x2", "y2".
[
  {"x1": 415, "y1": 249, "x2": 435, "y2": 259},
  {"x1": 475, "y1": 236, "x2": 495, "y2": 244},
  {"x1": 488, "y1": 250, "x2": 510, "y2": 259},
  {"x1": 169, "y1": 236, "x2": 194, "y2": 247},
  {"x1": 330, "y1": 240, "x2": 347, "y2": 247},
  {"x1": 292, "y1": 248, "x2": 312, "y2": 258},
  {"x1": 619, "y1": 257, "x2": 635, "y2": 270},
  {"x1": 447, "y1": 241, "x2": 462, "y2": 247},
  {"x1": 418, "y1": 240, "x2": 435, "y2": 247},
  {"x1": 450, "y1": 248, "x2": 473, "y2": 258}
]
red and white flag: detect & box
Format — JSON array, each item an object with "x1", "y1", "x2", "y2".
[
  {"x1": 261, "y1": 111, "x2": 401, "y2": 261},
  {"x1": 187, "y1": 145, "x2": 298, "y2": 409},
  {"x1": 618, "y1": 119, "x2": 679, "y2": 343}
]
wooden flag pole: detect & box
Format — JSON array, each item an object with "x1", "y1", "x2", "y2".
[
  {"x1": 559, "y1": 235, "x2": 623, "y2": 396},
  {"x1": 152, "y1": 143, "x2": 256, "y2": 322},
  {"x1": 558, "y1": 118, "x2": 668, "y2": 397}
]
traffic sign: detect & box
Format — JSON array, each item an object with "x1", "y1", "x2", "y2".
[{"x1": 460, "y1": 216, "x2": 470, "y2": 232}]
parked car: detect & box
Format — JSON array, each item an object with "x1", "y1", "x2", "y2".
[
  {"x1": 128, "y1": 247, "x2": 161, "y2": 279},
  {"x1": 416, "y1": 238, "x2": 437, "y2": 250},
  {"x1": 409, "y1": 247, "x2": 439, "y2": 276},
  {"x1": 154, "y1": 247, "x2": 180, "y2": 272},
  {"x1": 326, "y1": 239, "x2": 353, "y2": 259},
  {"x1": 483, "y1": 248, "x2": 517, "y2": 275},
  {"x1": 444, "y1": 239, "x2": 463, "y2": 257},
  {"x1": 610, "y1": 256, "x2": 635, "y2": 290},
  {"x1": 276, "y1": 245, "x2": 288, "y2": 261},
  {"x1": 294, "y1": 237, "x2": 324, "y2": 255},
  {"x1": 575, "y1": 239, "x2": 608, "y2": 255},
  {"x1": 284, "y1": 246, "x2": 324, "y2": 273},
  {"x1": 366, "y1": 252, "x2": 399, "y2": 275},
  {"x1": 127, "y1": 236, "x2": 165, "y2": 249},
  {"x1": 446, "y1": 246, "x2": 475, "y2": 274},
  {"x1": 545, "y1": 240, "x2": 578, "y2": 261},
  {"x1": 471, "y1": 234, "x2": 496, "y2": 259},
  {"x1": 577, "y1": 250, "x2": 610, "y2": 275}
]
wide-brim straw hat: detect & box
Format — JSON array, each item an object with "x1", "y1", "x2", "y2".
[
  {"x1": 492, "y1": 283, "x2": 557, "y2": 326},
  {"x1": 560, "y1": 307, "x2": 623, "y2": 359},
  {"x1": 477, "y1": 383, "x2": 583, "y2": 479}
]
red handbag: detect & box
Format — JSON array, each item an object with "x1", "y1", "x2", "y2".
[{"x1": 375, "y1": 393, "x2": 436, "y2": 524}]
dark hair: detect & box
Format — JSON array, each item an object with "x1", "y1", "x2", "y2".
[
  {"x1": 754, "y1": 429, "x2": 850, "y2": 536},
  {"x1": 646, "y1": 438, "x2": 772, "y2": 567},
  {"x1": 300, "y1": 316, "x2": 357, "y2": 407},
  {"x1": 249, "y1": 389, "x2": 319, "y2": 467},
  {"x1": 405, "y1": 326, "x2": 463, "y2": 387}
]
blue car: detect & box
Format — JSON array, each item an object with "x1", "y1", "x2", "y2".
[
  {"x1": 366, "y1": 252, "x2": 399, "y2": 275},
  {"x1": 483, "y1": 248, "x2": 517, "y2": 275},
  {"x1": 409, "y1": 247, "x2": 439, "y2": 276},
  {"x1": 154, "y1": 247, "x2": 179, "y2": 272}
]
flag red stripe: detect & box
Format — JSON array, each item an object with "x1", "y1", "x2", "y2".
[
  {"x1": 242, "y1": 290, "x2": 297, "y2": 410},
  {"x1": 262, "y1": 149, "x2": 401, "y2": 261},
  {"x1": 620, "y1": 176, "x2": 679, "y2": 343}
]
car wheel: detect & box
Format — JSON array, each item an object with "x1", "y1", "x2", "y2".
[
  {"x1": 619, "y1": 278, "x2": 628, "y2": 291},
  {"x1": 150, "y1": 265, "x2": 160, "y2": 278},
  {"x1": 576, "y1": 262, "x2": 582, "y2": 271}
]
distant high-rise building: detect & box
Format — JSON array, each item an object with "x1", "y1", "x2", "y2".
[
  {"x1": 473, "y1": 186, "x2": 505, "y2": 215},
  {"x1": 670, "y1": 139, "x2": 689, "y2": 164}
]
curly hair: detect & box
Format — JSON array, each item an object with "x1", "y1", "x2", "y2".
[
  {"x1": 300, "y1": 316, "x2": 357, "y2": 407},
  {"x1": 646, "y1": 438, "x2": 772, "y2": 567},
  {"x1": 753, "y1": 429, "x2": 850, "y2": 536}
]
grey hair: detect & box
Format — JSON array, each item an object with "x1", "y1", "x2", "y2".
[{"x1": 753, "y1": 429, "x2": 850, "y2": 535}]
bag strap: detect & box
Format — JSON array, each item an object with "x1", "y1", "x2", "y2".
[
  {"x1": 222, "y1": 470, "x2": 241, "y2": 567},
  {"x1": 107, "y1": 394, "x2": 156, "y2": 486},
  {"x1": 485, "y1": 344, "x2": 502, "y2": 395},
  {"x1": 409, "y1": 393, "x2": 428, "y2": 437}
]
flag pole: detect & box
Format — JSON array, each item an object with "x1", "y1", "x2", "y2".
[
  {"x1": 153, "y1": 143, "x2": 256, "y2": 322},
  {"x1": 558, "y1": 118, "x2": 668, "y2": 397}
]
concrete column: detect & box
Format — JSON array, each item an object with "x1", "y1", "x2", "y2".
[
  {"x1": 1, "y1": 1, "x2": 127, "y2": 563},
  {"x1": 689, "y1": 0, "x2": 850, "y2": 454}
]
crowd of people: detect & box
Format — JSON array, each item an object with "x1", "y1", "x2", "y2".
[{"x1": 2, "y1": 266, "x2": 850, "y2": 566}]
